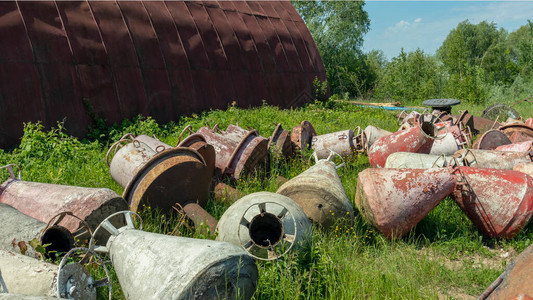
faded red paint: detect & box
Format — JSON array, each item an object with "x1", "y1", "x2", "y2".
[
  {"x1": 0, "y1": 1, "x2": 326, "y2": 148},
  {"x1": 451, "y1": 167, "x2": 533, "y2": 239},
  {"x1": 495, "y1": 141, "x2": 533, "y2": 153},
  {"x1": 354, "y1": 168, "x2": 456, "y2": 239},
  {"x1": 499, "y1": 124, "x2": 533, "y2": 144},
  {"x1": 368, "y1": 121, "x2": 437, "y2": 168}
]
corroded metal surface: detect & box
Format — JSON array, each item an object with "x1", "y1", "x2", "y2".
[
  {"x1": 354, "y1": 168, "x2": 455, "y2": 239},
  {"x1": 451, "y1": 167, "x2": 533, "y2": 239},
  {"x1": 310, "y1": 130, "x2": 355, "y2": 159},
  {"x1": 196, "y1": 124, "x2": 269, "y2": 180},
  {"x1": 268, "y1": 124, "x2": 293, "y2": 158},
  {"x1": 0, "y1": 179, "x2": 127, "y2": 240},
  {"x1": 213, "y1": 181, "x2": 245, "y2": 204},
  {"x1": 429, "y1": 124, "x2": 469, "y2": 156},
  {"x1": 290, "y1": 120, "x2": 316, "y2": 152},
  {"x1": 473, "y1": 130, "x2": 512, "y2": 150},
  {"x1": 0, "y1": 1, "x2": 326, "y2": 148},
  {"x1": 384, "y1": 152, "x2": 451, "y2": 169},
  {"x1": 526, "y1": 118, "x2": 533, "y2": 127},
  {"x1": 495, "y1": 141, "x2": 533, "y2": 153},
  {"x1": 0, "y1": 203, "x2": 74, "y2": 258},
  {"x1": 177, "y1": 132, "x2": 216, "y2": 177},
  {"x1": 453, "y1": 149, "x2": 532, "y2": 170},
  {"x1": 181, "y1": 202, "x2": 218, "y2": 235},
  {"x1": 363, "y1": 125, "x2": 392, "y2": 149},
  {"x1": 499, "y1": 124, "x2": 533, "y2": 144},
  {"x1": 216, "y1": 191, "x2": 312, "y2": 260},
  {"x1": 277, "y1": 156, "x2": 352, "y2": 229},
  {"x1": 368, "y1": 120, "x2": 438, "y2": 168}
]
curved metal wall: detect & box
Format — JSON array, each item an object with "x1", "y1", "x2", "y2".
[{"x1": 0, "y1": 1, "x2": 326, "y2": 147}]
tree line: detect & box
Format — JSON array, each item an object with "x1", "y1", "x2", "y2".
[{"x1": 293, "y1": 1, "x2": 533, "y2": 105}]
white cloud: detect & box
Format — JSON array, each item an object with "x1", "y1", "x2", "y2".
[{"x1": 414, "y1": 18, "x2": 422, "y2": 23}]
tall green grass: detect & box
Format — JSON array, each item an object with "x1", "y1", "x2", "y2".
[{"x1": 0, "y1": 101, "x2": 530, "y2": 299}]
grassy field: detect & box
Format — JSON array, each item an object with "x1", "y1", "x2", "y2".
[{"x1": 1, "y1": 99, "x2": 531, "y2": 299}]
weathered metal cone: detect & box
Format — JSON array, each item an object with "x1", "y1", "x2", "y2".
[
  {"x1": 363, "y1": 125, "x2": 393, "y2": 150},
  {"x1": 368, "y1": 119, "x2": 439, "y2": 168},
  {"x1": 277, "y1": 159, "x2": 353, "y2": 229},
  {"x1": 514, "y1": 163, "x2": 533, "y2": 177},
  {"x1": 92, "y1": 212, "x2": 258, "y2": 299},
  {"x1": 453, "y1": 149, "x2": 533, "y2": 170},
  {"x1": 290, "y1": 120, "x2": 317, "y2": 152},
  {"x1": 472, "y1": 129, "x2": 511, "y2": 150},
  {"x1": 216, "y1": 192, "x2": 312, "y2": 261},
  {"x1": 495, "y1": 140, "x2": 533, "y2": 153},
  {"x1": 311, "y1": 129, "x2": 356, "y2": 159},
  {"x1": 268, "y1": 123, "x2": 293, "y2": 158},
  {"x1": 451, "y1": 167, "x2": 533, "y2": 239},
  {"x1": 355, "y1": 168, "x2": 456, "y2": 239},
  {"x1": 384, "y1": 152, "x2": 451, "y2": 169}
]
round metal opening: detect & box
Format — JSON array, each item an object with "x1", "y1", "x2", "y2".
[
  {"x1": 41, "y1": 226, "x2": 75, "y2": 255},
  {"x1": 420, "y1": 121, "x2": 438, "y2": 138},
  {"x1": 249, "y1": 213, "x2": 283, "y2": 248}
]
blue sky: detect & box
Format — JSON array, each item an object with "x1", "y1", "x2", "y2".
[{"x1": 362, "y1": 1, "x2": 533, "y2": 60}]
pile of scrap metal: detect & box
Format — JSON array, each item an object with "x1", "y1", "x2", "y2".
[{"x1": 352, "y1": 104, "x2": 533, "y2": 240}]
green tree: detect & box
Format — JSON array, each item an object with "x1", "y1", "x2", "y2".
[
  {"x1": 293, "y1": 1, "x2": 371, "y2": 97},
  {"x1": 374, "y1": 49, "x2": 445, "y2": 103},
  {"x1": 508, "y1": 20, "x2": 533, "y2": 76}
]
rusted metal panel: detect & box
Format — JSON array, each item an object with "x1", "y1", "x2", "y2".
[
  {"x1": 355, "y1": 168, "x2": 456, "y2": 239},
  {"x1": 0, "y1": 1, "x2": 326, "y2": 148},
  {"x1": 451, "y1": 167, "x2": 533, "y2": 239},
  {"x1": 480, "y1": 243, "x2": 533, "y2": 299},
  {"x1": 499, "y1": 124, "x2": 533, "y2": 144},
  {"x1": 473, "y1": 129, "x2": 512, "y2": 150}
]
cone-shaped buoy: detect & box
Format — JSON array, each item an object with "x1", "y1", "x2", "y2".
[
  {"x1": 277, "y1": 151, "x2": 353, "y2": 229},
  {"x1": 216, "y1": 192, "x2": 312, "y2": 261},
  {"x1": 0, "y1": 248, "x2": 111, "y2": 299},
  {"x1": 368, "y1": 115, "x2": 441, "y2": 168},
  {"x1": 363, "y1": 125, "x2": 392, "y2": 150},
  {"x1": 0, "y1": 204, "x2": 75, "y2": 258},
  {"x1": 384, "y1": 152, "x2": 451, "y2": 169},
  {"x1": 91, "y1": 211, "x2": 257, "y2": 299},
  {"x1": 355, "y1": 168, "x2": 456, "y2": 238},
  {"x1": 450, "y1": 167, "x2": 533, "y2": 239},
  {"x1": 499, "y1": 124, "x2": 533, "y2": 143},
  {"x1": 479, "y1": 241, "x2": 533, "y2": 300},
  {"x1": 311, "y1": 129, "x2": 356, "y2": 159},
  {"x1": 495, "y1": 140, "x2": 533, "y2": 153},
  {"x1": 514, "y1": 163, "x2": 533, "y2": 177},
  {"x1": 429, "y1": 124, "x2": 471, "y2": 156},
  {"x1": 453, "y1": 149, "x2": 533, "y2": 170},
  {"x1": 0, "y1": 164, "x2": 128, "y2": 243}
]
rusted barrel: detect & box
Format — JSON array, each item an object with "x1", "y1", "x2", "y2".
[
  {"x1": 473, "y1": 129, "x2": 512, "y2": 150},
  {"x1": 0, "y1": 248, "x2": 108, "y2": 299},
  {"x1": 90, "y1": 211, "x2": 257, "y2": 299},
  {"x1": 368, "y1": 116, "x2": 441, "y2": 168},
  {"x1": 499, "y1": 124, "x2": 533, "y2": 143},
  {"x1": 268, "y1": 124, "x2": 293, "y2": 158},
  {"x1": 384, "y1": 152, "x2": 451, "y2": 169},
  {"x1": 479, "y1": 242, "x2": 533, "y2": 299},
  {"x1": 354, "y1": 168, "x2": 456, "y2": 239},
  {"x1": 196, "y1": 124, "x2": 269, "y2": 180},
  {"x1": 290, "y1": 120, "x2": 317, "y2": 152},
  {"x1": 176, "y1": 126, "x2": 217, "y2": 176},
  {"x1": 453, "y1": 111, "x2": 501, "y2": 134},
  {"x1": 310, "y1": 129, "x2": 356, "y2": 159},
  {"x1": 107, "y1": 135, "x2": 211, "y2": 214},
  {"x1": 277, "y1": 151, "x2": 352, "y2": 229},
  {"x1": 514, "y1": 163, "x2": 533, "y2": 177},
  {"x1": 216, "y1": 192, "x2": 312, "y2": 260},
  {"x1": 451, "y1": 167, "x2": 533, "y2": 239},
  {"x1": 495, "y1": 140, "x2": 533, "y2": 153},
  {"x1": 363, "y1": 125, "x2": 392, "y2": 150},
  {"x1": 0, "y1": 204, "x2": 74, "y2": 258},
  {"x1": 0, "y1": 165, "x2": 128, "y2": 242},
  {"x1": 453, "y1": 149, "x2": 533, "y2": 170}
]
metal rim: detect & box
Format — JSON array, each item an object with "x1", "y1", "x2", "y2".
[
  {"x1": 89, "y1": 210, "x2": 142, "y2": 254},
  {"x1": 237, "y1": 201, "x2": 297, "y2": 261},
  {"x1": 310, "y1": 150, "x2": 347, "y2": 177}
]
